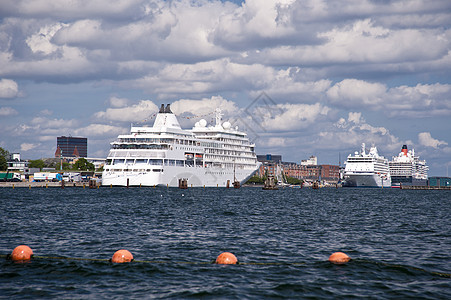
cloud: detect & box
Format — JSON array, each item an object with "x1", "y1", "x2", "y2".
[
  {"x1": 314, "y1": 111, "x2": 401, "y2": 153},
  {"x1": 95, "y1": 100, "x2": 158, "y2": 122},
  {"x1": 0, "y1": 0, "x2": 147, "y2": 20},
  {"x1": 251, "y1": 103, "x2": 331, "y2": 131},
  {"x1": 40, "y1": 109, "x2": 53, "y2": 116},
  {"x1": 418, "y1": 132, "x2": 448, "y2": 148},
  {"x1": 73, "y1": 124, "x2": 126, "y2": 137},
  {"x1": 327, "y1": 79, "x2": 386, "y2": 108},
  {"x1": 108, "y1": 96, "x2": 129, "y2": 108},
  {"x1": 172, "y1": 96, "x2": 239, "y2": 117},
  {"x1": 386, "y1": 83, "x2": 451, "y2": 117},
  {"x1": 0, "y1": 106, "x2": 18, "y2": 116},
  {"x1": 326, "y1": 80, "x2": 451, "y2": 117},
  {"x1": 0, "y1": 0, "x2": 450, "y2": 88},
  {"x1": 0, "y1": 79, "x2": 20, "y2": 98},
  {"x1": 26, "y1": 22, "x2": 67, "y2": 56},
  {"x1": 20, "y1": 143, "x2": 39, "y2": 151},
  {"x1": 30, "y1": 117, "x2": 79, "y2": 129}
]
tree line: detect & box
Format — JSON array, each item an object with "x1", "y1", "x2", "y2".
[{"x1": 0, "y1": 147, "x2": 96, "y2": 172}]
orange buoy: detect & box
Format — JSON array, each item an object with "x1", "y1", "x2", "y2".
[
  {"x1": 215, "y1": 252, "x2": 238, "y2": 264},
  {"x1": 111, "y1": 249, "x2": 134, "y2": 263},
  {"x1": 11, "y1": 245, "x2": 33, "y2": 261},
  {"x1": 329, "y1": 252, "x2": 350, "y2": 264}
]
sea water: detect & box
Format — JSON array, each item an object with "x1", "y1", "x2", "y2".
[{"x1": 1, "y1": 187, "x2": 450, "y2": 298}]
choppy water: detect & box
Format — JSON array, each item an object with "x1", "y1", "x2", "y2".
[{"x1": 1, "y1": 187, "x2": 450, "y2": 298}]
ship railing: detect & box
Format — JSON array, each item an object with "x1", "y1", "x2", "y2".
[{"x1": 108, "y1": 150, "x2": 166, "y2": 158}]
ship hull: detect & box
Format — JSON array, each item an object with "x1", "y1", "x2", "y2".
[
  {"x1": 102, "y1": 165, "x2": 258, "y2": 187},
  {"x1": 343, "y1": 174, "x2": 391, "y2": 188},
  {"x1": 391, "y1": 176, "x2": 427, "y2": 187}
]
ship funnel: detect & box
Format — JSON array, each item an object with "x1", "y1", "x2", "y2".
[
  {"x1": 153, "y1": 103, "x2": 181, "y2": 129},
  {"x1": 402, "y1": 145, "x2": 408, "y2": 156},
  {"x1": 159, "y1": 104, "x2": 173, "y2": 114}
]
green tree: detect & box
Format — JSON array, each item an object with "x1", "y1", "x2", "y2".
[
  {"x1": 245, "y1": 175, "x2": 265, "y2": 184},
  {"x1": 0, "y1": 156, "x2": 7, "y2": 171},
  {"x1": 72, "y1": 158, "x2": 95, "y2": 171},
  {"x1": 0, "y1": 147, "x2": 9, "y2": 171},
  {"x1": 286, "y1": 177, "x2": 303, "y2": 185},
  {"x1": 28, "y1": 159, "x2": 45, "y2": 170},
  {"x1": 56, "y1": 162, "x2": 71, "y2": 171}
]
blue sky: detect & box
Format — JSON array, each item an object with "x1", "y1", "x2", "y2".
[{"x1": 0, "y1": 0, "x2": 450, "y2": 176}]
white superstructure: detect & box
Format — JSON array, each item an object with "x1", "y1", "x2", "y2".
[
  {"x1": 102, "y1": 104, "x2": 260, "y2": 187},
  {"x1": 389, "y1": 145, "x2": 428, "y2": 187},
  {"x1": 343, "y1": 143, "x2": 391, "y2": 188}
]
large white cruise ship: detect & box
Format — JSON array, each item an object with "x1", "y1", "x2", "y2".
[
  {"x1": 389, "y1": 145, "x2": 428, "y2": 187},
  {"x1": 102, "y1": 104, "x2": 260, "y2": 187},
  {"x1": 343, "y1": 143, "x2": 391, "y2": 188}
]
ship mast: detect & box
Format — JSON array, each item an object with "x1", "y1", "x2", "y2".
[{"x1": 215, "y1": 108, "x2": 223, "y2": 127}]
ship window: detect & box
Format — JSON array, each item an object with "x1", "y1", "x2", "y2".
[
  {"x1": 135, "y1": 159, "x2": 147, "y2": 164},
  {"x1": 113, "y1": 159, "x2": 125, "y2": 165},
  {"x1": 149, "y1": 159, "x2": 163, "y2": 165}
]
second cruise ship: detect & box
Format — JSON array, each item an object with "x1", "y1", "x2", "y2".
[
  {"x1": 343, "y1": 143, "x2": 391, "y2": 188},
  {"x1": 389, "y1": 145, "x2": 428, "y2": 187}
]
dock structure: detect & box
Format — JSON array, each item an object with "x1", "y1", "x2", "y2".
[
  {"x1": 0, "y1": 182, "x2": 99, "y2": 188},
  {"x1": 400, "y1": 185, "x2": 450, "y2": 190}
]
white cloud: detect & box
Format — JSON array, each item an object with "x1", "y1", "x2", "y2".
[
  {"x1": 265, "y1": 137, "x2": 287, "y2": 147},
  {"x1": 255, "y1": 103, "x2": 331, "y2": 131},
  {"x1": 40, "y1": 109, "x2": 53, "y2": 116},
  {"x1": 326, "y1": 80, "x2": 451, "y2": 117},
  {"x1": 172, "y1": 96, "x2": 239, "y2": 117},
  {"x1": 386, "y1": 83, "x2": 451, "y2": 117},
  {"x1": 347, "y1": 112, "x2": 363, "y2": 124},
  {"x1": 418, "y1": 132, "x2": 448, "y2": 148},
  {"x1": 26, "y1": 22, "x2": 67, "y2": 55},
  {"x1": 212, "y1": 0, "x2": 297, "y2": 48},
  {"x1": 0, "y1": 106, "x2": 18, "y2": 116},
  {"x1": 95, "y1": 100, "x2": 158, "y2": 122},
  {"x1": 311, "y1": 111, "x2": 402, "y2": 154},
  {"x1": 30, "y1": 117, "x2": 79, "y2": 129},
  {"x1": 20, "y1": 143, "x2": 39, "y2": 151},
  {"x1": 327, "y1": 79, "x2": 386, "y2": 108},
  {"x1": 0, "y1": 79, "x2": 20, "y2": 98},
  {"x1": 1, "y1": 0, "x2": 146, "y2": 19},
  {"x1": 73, "y1": 124, "x2": 125, "y2": 137},
  {"x1": 108, "y1": 96, "x2": 129, "y2": 108}
]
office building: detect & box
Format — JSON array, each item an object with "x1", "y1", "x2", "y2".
[{"x1": 56, "y1": 136, "x2": 87, "y2": 158}]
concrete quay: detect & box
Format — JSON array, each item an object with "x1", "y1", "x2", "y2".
[
  {"x1": 400, "y1": 185, "x2": 450, "y2": 190},
  {"x1": 0, "y1": 181, "x2": 99, "y2": 188}
]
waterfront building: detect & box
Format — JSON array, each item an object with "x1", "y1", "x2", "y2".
[
  {"x1": 428, "y1": 177, "x2": 450, "y2": 187},
  {"x1": 6, "y1": 153, "x2": 28, "y2": 172},
  {"x1": 56, "y1": 136, "x2": 87, "y2": 158},
  {"x1": 257, "y1": 154, "x2": 282, "y2": 178},
  {"x1": 301, "y1": 155, "x2": 317, "y2": 166},
  {"x1": 257, "y1": 154, "x2": 340, "y2": 184}
]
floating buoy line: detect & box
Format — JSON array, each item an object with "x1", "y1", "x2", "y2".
[{"x1": 2, "y1": 245, "x2": 450, "y2": 278}]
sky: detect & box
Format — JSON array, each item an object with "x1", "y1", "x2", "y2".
[{"x1": 0, "y1": 0, "x2": 450, "y2": 176}]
